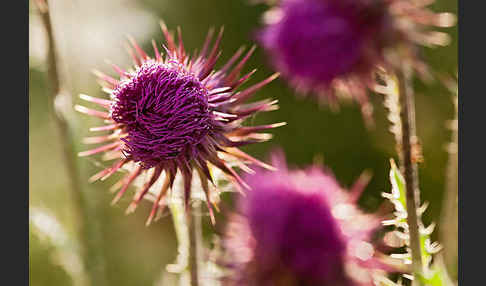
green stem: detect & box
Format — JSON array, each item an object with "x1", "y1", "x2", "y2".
[
  {"x1": 188, "y1": 202, "x2": 201, "y2": 286},
  {"x1": 36, "y1": 1, "x2": 108, "y2": 285},
  {"x1": 396, "y1": 60, "x2": 424, "y2": 283},
  {"x1": 168, "y1": 198, "x2": 200, "y2": 286},
  {"x1": 168, "y1": 199, "x2": 189, "y2": 273}
]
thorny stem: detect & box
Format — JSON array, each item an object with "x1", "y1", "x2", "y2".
[
  {"x1": 396, "y1": 59, "x2": 424, "y2": 282},
  {"x1": 35, "y1": 1, "x2": 108, "y2": 285}
]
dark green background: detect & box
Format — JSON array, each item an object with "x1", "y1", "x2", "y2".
[{"x1": 29, "y1": 0, "x2": 457, "y2": 285}]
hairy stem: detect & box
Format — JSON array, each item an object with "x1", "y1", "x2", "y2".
[
  {"x1": 168, "y1": 199, "x2": 190, "y2": 286},
  {"x1": 168, "y1": 199, "x2": 201, "y2": 286},
  {"x1": 36, "y1": 1, "x2": 108, "y2": 285},
  {"x1": 396, "y1": 60, "x2": 424, "y2": 281}
]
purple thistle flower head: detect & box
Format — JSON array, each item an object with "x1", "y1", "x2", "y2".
[
  {"x1": 76, "y1": 22, "x2": 284, "y2": 225},
  {"x1": 222, "y1": 151, "x2": 396, "y2": 285},
  {"x1": 258, "y1": 0, "x2": 455, "y2": 121},
  {"x1": 259, "y1": 0, "x2": 387, "y2": 87},
  {"x1": 111, "y1": 60, "x2": 214, "y2": 169},
  {"x1": 242, "y1": 156, "x2": 346, "y2": 283}
]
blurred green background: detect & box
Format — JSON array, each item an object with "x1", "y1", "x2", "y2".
[{"x1": 29, "y1": 0, "x2": 457, "y2": 285}]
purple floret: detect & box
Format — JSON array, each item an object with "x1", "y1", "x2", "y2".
[
  {"x1": 222, "y1": 152, "x2": 393, "y2": 285},
  {"x1": 111, "y1": 61, "x2": 215, "y2": 168},
  {"x1": 238, "y1": 155, "x2": 351, "y2": 285},
  {"x1": 76, "y1": 23, "x2": 283, "y2": 224},
  {"x1": 260, "y1": 0, "x2": 365, "y2": 85},
  {"x1": 258, "y1": 0, "x2": 391, "y2": 121}
]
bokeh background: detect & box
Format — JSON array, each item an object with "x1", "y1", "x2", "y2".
[{"x1": 29, "y1": 0, "x2": 457, "y2": 285}]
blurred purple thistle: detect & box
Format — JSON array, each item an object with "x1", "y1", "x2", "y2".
[
  {"x1": 258, "y1": 0, "x2": 455, "y2": 122},
  {"x1": 222, "y1": 152, "x2": 397, "y2": 286}
]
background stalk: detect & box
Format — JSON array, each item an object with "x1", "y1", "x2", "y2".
[
  {"x1": 35, "y1": 1, "x2": 108, "y2": 285},
  {"x1": 396, "y1": 59, "x2": 424, "y2": 283},
  {"x1": 440, "y1": 86, "x2": 458, "y2": 280}
]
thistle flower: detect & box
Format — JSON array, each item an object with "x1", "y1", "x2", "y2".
[
  {"x1": 258, "y1": 0, "x2": 455, "y2": 119},
  {"x1": 76, "y1": 22, "x2": 283, "y2": 225},
  {"x1": 222, "y1": 152, "x2": 398, "y2": 285}
]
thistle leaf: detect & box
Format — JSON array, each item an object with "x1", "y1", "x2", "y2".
[{"x1": 383, "y1": 160, "x2": 446, "y2": 285}]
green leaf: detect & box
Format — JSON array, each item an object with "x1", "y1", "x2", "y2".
[
  {"x1": 417, "y1": 265, "x2": 452, "y2": 286},
  {"x1": 389, "y1": 159, "x2": 407, "y2": 208}
]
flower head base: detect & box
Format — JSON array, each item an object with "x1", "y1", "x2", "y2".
[
  {"x1": 76, "y1": 22, "x2": 283, "y2": 225},
  {"x1": 258, "y1": 0, "x2": 455, "y2": 121},
  {"x1": 222, "y1": 152, "x2": 397, "y2": 285}
]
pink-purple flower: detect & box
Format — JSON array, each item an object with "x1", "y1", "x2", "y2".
[
  {"x1": 76, "y1": 22, "x2": 284, "y2": 225},
  {"x1": 258, "y1": 0, "x2": 455, "y2": 121},
  {"x1": 222, "y1": 152, "x2": 396, "y2": 285}
]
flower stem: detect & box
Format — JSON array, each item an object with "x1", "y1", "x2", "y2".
[
  {"x1": 167, "y1": 198, "x2": 201, "y2": 286},
  {"x1": 396, "y1": 60, "x2": 424, "y2": 282},
  {"x1": 188, "y1": 202, "x2": 201, "y2": 286},
  {"x1": 167, "y1": 199, "x2": 190, "y2": 285},
  {"x1": 35, "y1": 1, "x2": 108, "y2": 285}
]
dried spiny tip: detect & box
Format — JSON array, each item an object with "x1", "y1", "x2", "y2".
[
  {"x1": 222, "y1": 151, "x2": 397, "y2": 286},
  {"x1": 258, "y1": 0, "x2": 455, "y2": 121},
  {"x1": 76, "y1": 22, "x2": 284, "y2": 225}
]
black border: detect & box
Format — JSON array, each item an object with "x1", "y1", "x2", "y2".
[
  {"x1": 459, "y1": 0, "x2": 481, "y2": 285},
  {"x1": 8, "y1": 0, "x2": 29, "y2": 284}
]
